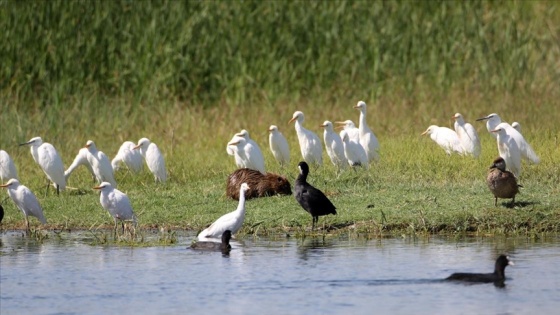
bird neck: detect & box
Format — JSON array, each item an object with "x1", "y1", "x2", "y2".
[
  {"x1": 236, "y1": 192, "x2": 247, "y2": 213},
  {"x1": 296, "y1": 173, "x2": 308, "y2": 184},
  {"x1": 358, "y1": 112, "x2": 368, "y2": 130}
]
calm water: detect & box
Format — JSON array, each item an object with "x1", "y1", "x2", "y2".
[{"x1": 1, "y1": 231, "x2": 559, "y2": 315}]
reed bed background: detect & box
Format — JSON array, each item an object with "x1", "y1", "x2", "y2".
[{"x1": 0, "y1": 1, "x2": 559, "y2": 236}]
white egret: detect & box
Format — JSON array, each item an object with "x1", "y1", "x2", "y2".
[
  {"x1": 289, "y1": 111, "x2": 323, "y2": 166},
  {"x1": 476, "y1": 113, "x2": 503, "y2": 138},
  {"x1": 354, "y1": 101, "x2": 380, "y2": 162},
  {"x1": 227, "y1": 137, "x2": 266, "y2": 174},
  {"x1": 133, "y1": 138, "x2": 167, "y2": 183},
  {"x1": 452, "y1": 113, "x2": 481, "y2": 158},
  {"x1": 477, "y1": 113, "x2": 538, "y2": 164},
  {"x1": 268, "y1": 125, "x2": 290, "y2": 167},
  {"x1": 490, "y1": 124, "x2": 522, "y2": 177},
  {"x1": 1, "y1": 178, "x2": 46, "y2": 231},
  {"x1": 335, "y1": 120, "x2": 360, "y2": 143},
  {"x1": 0, "y1": 150, "x2": 18, "y2": 182},
  {"x1": 20, "y1": 137, "x2": 66, "y2": 195},
  {"x1": 340, "y1": 130, "x2": 369, "y2": 169},
  {"x1": 197, "y1": 183, "x2": 250, "y2": 240},
  {"x1": 64, "y1": 148, "x2": 96, "y2": 182},
  {"x1": 93, "y1": 182, "x2": 137, "y2": 234},
  {"x1": 421, "y1": 125, "x2": 465, "y2": 155},
  {"x1": 85, "y1": 140, "x2": 117, "y2": 187},
  {"x1": 111, "y1": 141, "x2": 144, "y2": 173},
  {"x1": 320, "y1": 121, "x2": 347, "y2": 171},
  {"x1": 235, "y1": 129, "x2": 266, "y2": 174}
]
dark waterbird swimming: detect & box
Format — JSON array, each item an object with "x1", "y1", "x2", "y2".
[
  {"x1": 294, "y1": 161, "x2": 337, "y2": 230},
  {"x1": 190, "y1": 230, "x2": 232, "y2": 252},
  {"x1": 446, "y1": 255, "x2": 514, "y2": 284}
]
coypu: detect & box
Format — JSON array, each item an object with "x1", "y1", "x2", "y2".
[{"x1": 226, "y1": 168, "x2": 291, "y2": 200}]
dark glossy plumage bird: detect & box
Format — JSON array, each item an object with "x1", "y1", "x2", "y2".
[
  {"x1": 190, "y1": 230, "x2": 232, "y2": 252},
  {"x1": 294, "y1": 161, "x2": 337, "y2": 230},
  {"x1": 446, "y1": 255, "x2": 514, "y2": 283},
  {"x1": 487, "y1": 157, "x2": 521, "y2": 207},
  {"x1": 0, "y1": 203, "x2": 4, "y2": 223}
]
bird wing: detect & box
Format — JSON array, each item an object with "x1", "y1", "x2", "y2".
[
  {"x1": 510, "y1": 129, "x2": 540, "y2": 164},
  {"x1": 17, "y1": 186, "x2": 46, "y2": 224},
  {"x1": 199, "y1": 211, "x2": 242, "y2": 239},
  {"x1": 39, "y1": 144, "x2": 66, "y2": 189},
  {"x1": 147, "y1": 144, "x2": 167, "y2": 182},
  {"x1": 245, "y1": 141, "x2": 266, "y2": 174}
]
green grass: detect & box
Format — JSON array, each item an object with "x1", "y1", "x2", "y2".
[{"x1": 0, "y1": 1, "x2": 559, "y2": 238}]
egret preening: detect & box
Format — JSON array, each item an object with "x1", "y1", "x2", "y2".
[
  {"x1": 511, "y1": 122, "x2": 521, "y2": 133},
  {"x1": 133, "y1": 138, "x2": 167, "y2": 183},
  {"x1": 294, "y1": 161, "x2": 337, "y2": 230},
  {"x1": 197, "y1": 183, "x2": 250, "y2": 240},
  {"x1": 232, "y1": 130, "x2": 266, "y2": 174},
  {"x1": 111, "y1": 141, "x2": 144, "y2": 174},
  {"x1": 65, "y1": 148, "x2": 96, "y2": 183},
  {"x1": 0, "y1": 150, "x2": 18, "y2": 183},
  {"x1": 20, "y1": 137, "x2": 66, "y2": 195},
  {"x1": 354, "y1": 101, "x2": 380, "y2": 162},
  {"x1": 93, "y1": 182, "x2": 137, "y2": 234},
  {"x1": 487, "y1": 157, "x2": 520, "y2": 207},
  {"x1": 452, "y1": 113, "x2": 481, "y2": 158},
  {"x1": 340, "y1": 130, "x2": 369, "y2": 170},
  {"x1": 289, "y1": 111, "x2": 323, "y2": 167},
  {"x1": 1, "y1": 178, "x2": 46, "y2": 231},
  {"x1": 268, "y1": 125, "x2": 290, "y2": 167},
  {"x1": 320, "y1": 121, "x2": 347, "y2": 171},
  {"x1": 85, "y1": 140, "x2": 117, "y2": 187},
  {"x1": 335, "y1": 120, "x2": 360, "y2": 144},
  {"x1": 421, "y1": 125, "x2": 464, "y2": 155}
]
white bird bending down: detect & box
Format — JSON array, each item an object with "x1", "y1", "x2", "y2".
[
  {"x1": 354, "y1": 101, "x2": 380, "y2": 162},
  {"x1": 1, "y1": 178, "x2": 46, "y2": 231},
  {"x1": 20, "y1": 137, "x2": 66, "y2": 195},
  {"x1": 0, "y1": 150, "x2": 19, "y2": 182},
  {"x1": 65, "y1": 148, "x2": 96, "y2": 183},
  {"x1": 227, "y1": 137, "x2": 266, "y2": 174},
  {"x1": 452, "y1": 113, "x2": 481, "y2": 158},
  {"x1": 268, "y1": 125, "x2": 290, "y2": 167},
  {"x1": 340, "y1": 130, "x2": 369, "y2": 169},
  {"x1": 111, "y1": 141, "x2": 144, "y2": 174},
  {"x1": 421, "y1": 125, "x2": 464, "y2": 155},
  {"x1": 335, "y1": 120, "x2": 360, "y2": 144},
  {"x1": 491, "y1": 124, "x2": 522, "y2": 177},
  {"x1": 133, "y1": 138, "x2": 167, "y2": 183},
  {"x1": 85, "y1": 140, "x2": 117, "y2": 187},
  {"x1": 93, "y1": 182, "x2": 137, "y2": 234},
  {"x1": 289, "y1": 111, "x2": 323, "y2": 166},
  {"x1": 198, "y1": 183, "x2": 250, "y2": 240},
  {"x1": 320, "y1": 121, "x2": 347, "y2": 171}
]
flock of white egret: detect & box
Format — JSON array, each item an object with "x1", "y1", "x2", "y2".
[
  {"x1": 0, "y1": 100, "x2": 541, "y2": 238},
  {"x1": 0, "y1": 137, "x2": 166, "y2": 232}
]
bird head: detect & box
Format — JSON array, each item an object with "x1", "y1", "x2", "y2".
[
  {"x1": 0, "y1": 178, "x2": 19, "y2": 188},
  {"x1": 93, "y1": 182, "x2": 112, "y2": 191},
  {"x1": 133, "y1": 138, "x2": 150, "y2": 150},
  {"x1": 289, "y1": 111, "x2": 304, "y2": 124},
  {"x1": 20, "y1": 136, "x2": 42, "y2": 147}
]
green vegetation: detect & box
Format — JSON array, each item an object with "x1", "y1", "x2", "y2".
[{"x1": 0, "y1": 1, "x2": 559, "y2": 238}]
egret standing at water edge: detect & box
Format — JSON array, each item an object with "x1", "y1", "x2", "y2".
[
  {"x1": 1, "y1": 178, "x2": 47, "y2": 231},
  {"x1": 93, "y1": 182, "x2": 137, "y2": 234}
]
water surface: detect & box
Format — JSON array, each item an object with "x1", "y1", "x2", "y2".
[{"x1": 1, "y1": 232, "x2": 559, "y2": 315}]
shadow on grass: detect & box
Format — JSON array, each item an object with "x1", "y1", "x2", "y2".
[{"x1": 502, "y1": 200, "x2": 539, "y2": 209}]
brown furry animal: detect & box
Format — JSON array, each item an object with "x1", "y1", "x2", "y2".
[{"x1": 226, "y1": 168, "x2": 292, "y2": 200}]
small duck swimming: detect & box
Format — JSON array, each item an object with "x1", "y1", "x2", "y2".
[
  {"x1": 486, "y1": 157, "x2": 521, "y2": 207},
  {"x1": 190, "y1": 230, "x2": 232, "y2": 252},
  {"x1": 446, "y1": 255, "x2": 514, "y2": 284}
]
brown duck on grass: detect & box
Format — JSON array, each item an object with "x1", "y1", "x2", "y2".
[{"x1": 486, "y1": 157, "x2": 521, "y2": 207}]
